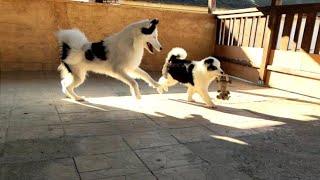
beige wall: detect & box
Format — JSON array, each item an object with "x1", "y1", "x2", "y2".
[{"x1": 0, "y1": 0, "x2": 215, "y2": 71}]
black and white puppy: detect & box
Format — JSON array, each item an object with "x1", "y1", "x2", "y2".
[{"x1": 157, "y1": 47, "x2": 224, "y2": 108}]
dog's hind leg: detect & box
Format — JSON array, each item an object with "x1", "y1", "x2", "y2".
[
  {"x1": 114, "y1": 71, "x2": 141, "y2": 99},
  {"x1": 62, "y1": 70, "x2": 86, "y2": 101},
  {"x1": 131, "y1": 68, "x2": 160, "y2": 88}
]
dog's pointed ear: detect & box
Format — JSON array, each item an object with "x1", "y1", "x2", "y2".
[
  {"x1": 141, "y1": 18, "x2": 159, "y2": 35},
  {"x1": 150, "y1": 18, "x2": 159, "y2": 25}
]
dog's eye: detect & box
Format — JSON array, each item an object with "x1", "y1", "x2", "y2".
[{"x1": 207, "y1": 65, "x2": 217, "y2": 71}]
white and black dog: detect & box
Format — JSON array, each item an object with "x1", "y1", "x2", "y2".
[
  {"x1": 158, "y1": 48, "x2": 224, "y2": 108},
  {"x1": 57, "y1": 19, "x2": 162, "y2": 101}
]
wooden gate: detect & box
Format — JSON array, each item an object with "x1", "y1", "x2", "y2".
[{"x1": 213, "y1": 3, "x2": 320, "y2": 98}]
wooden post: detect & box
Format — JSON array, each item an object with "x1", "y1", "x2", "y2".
[
  {"x1": 208, "y1": 0, "x2": 216, "y2": 14},
  {"x1": 258, "y1": 0, "x2": 282, "y2": 85}
]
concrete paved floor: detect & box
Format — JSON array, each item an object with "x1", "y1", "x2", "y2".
[{"x1": 0, "y1": 71, "x2": 319, "y2": 180}]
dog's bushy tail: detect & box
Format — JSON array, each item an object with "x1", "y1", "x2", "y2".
[
  {"x1": 162, "y1": 47, "x2": 187, "y2": 78},
  {"x1": 56, "y1": 29, "x2": 88, "y2": 50},
  {"x1": 56, "y1": 29, "x2": 89, "y2": 76}
]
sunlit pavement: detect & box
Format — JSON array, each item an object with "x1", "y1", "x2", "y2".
[{"x1": 1, "y1": 71, "x2": 319, "y2": 179}]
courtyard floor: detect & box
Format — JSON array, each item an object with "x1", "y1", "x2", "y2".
[{"x1": 0, "y1": 71, "x2": 319, "y2": 180}]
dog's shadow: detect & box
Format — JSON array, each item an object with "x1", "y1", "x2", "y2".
[{"x1": 168, "y1": 98, "x2": 219, "y2": 110}]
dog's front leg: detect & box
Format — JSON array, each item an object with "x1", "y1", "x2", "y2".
[
  {"x1": 133, "y1": 68, "x2": 160, "y2": 88},
  {"x1": 115, "y1": 70, "x2": 141, "y2": 99},
  {"x1": 197, "y1": 88, "x2": 216, "y2": 109},
  {"x1": 187, "y1": 87, "x2": 195, "y2": 102}
]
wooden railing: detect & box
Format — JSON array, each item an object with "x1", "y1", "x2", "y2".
[{"x1": 213, "y1": 3, "x2": 320, "y2": 83}]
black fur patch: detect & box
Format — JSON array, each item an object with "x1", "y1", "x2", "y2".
[
  {"x1": 204, "y1": 58, "x2": 218, "y2": 71},
  {"x1": 61, "y1": 43, "x2": 70, "y2": 60},
  {"x1": 141, "y1": 19, "x2": 159, "y2": 35},
  {"x1": 60, "y1": 42, "x2": 72, "y2": 73},
  {"x1": 85, "y1": 41, "x2": 108, "y2": 61},
  {"x1": 167, "y1": 56, "x2": 195, "y2": 86},
  {"x1": 62, "y1": 62, "x2": 72, "y2": 73}
]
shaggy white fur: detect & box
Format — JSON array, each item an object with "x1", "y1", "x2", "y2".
[{"x1": 57, "y1": 19, "x2": 162, "y2": 101}]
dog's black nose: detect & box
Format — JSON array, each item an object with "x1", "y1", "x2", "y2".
[
  {"x1": 160, "y1": 47, "x2": 162, "y2": 51},
  {"x1": 220, "y1": 72, "x2": 224, "y2": 74}
]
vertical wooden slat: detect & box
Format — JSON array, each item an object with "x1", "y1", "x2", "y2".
[
  {"x1": 232, "y1": 18, "x2": 240, "y2": 46},
  {"x1": 230, "y1": 18, "x2": 236, "y2": 46},
  {"x1": 262, "y1": 15, "x2": 270, "y2": 48},
  {"x1": 255, "y1": 16, "x2": 267, "y2": 48},
  {"x1": 238, "y1": 17, "x2": 244, "y2": 46},
  {"x1": 296, "y1": 14, "x2": 307, "y2": 51},
  {"x1": 309, "y1": 12, "x2": 320, "y2": 54},
  {"x1": 315, "y1": 26, "x2": 320, "y2": 54},
  {"x1": 218, "y1": 19, "x2": 223, "y2": 45},
  {"x1": 249, "y1": 16, "x2": 258, "y2": 47},
  {"x1": 227, "y1": 18, "x2": 233, "y2": 45},
  {"x1": 243, "y1": 17, "x2": 252, "y2": 47},
  {"x1": 222, "y1": 19, "x2": 226, "y2": 45},
  {"x1": 301, "y1": 12, "x2": 316, "y2": 52},
  {"x1": 288, "y1": 14, "x2": 299, "y2": 50},
  {"x1": 275, "y1": 14, "x2": 286, "y2": 50},
  {"x1": 280, "y1": 13, "x2": 294, "y2": 50},
  {"x1": 224, "y1": 19, "x2": 231, "y2": 45},
  {"x1": 208, "y1": 0, "x2": 216, "y2": 14}
]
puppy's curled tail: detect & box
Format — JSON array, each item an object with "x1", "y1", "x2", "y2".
[{"x1": 162, "y1": 47, "x2": 187, "y2": 78}]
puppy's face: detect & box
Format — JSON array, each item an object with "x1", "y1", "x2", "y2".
[
  {"x1": 140, "y1": 19, "x2": 162, "y2": 54},
  {"x1": 203, "y1": 57, "x2": 224, "y2": 76}
]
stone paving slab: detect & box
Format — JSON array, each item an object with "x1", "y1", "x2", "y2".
[
  {"x1": 65, "y1": 135, "x2": 130, "y2": 156},
  {"x1": 75, "y1": 151, "x2": 149, "y2": 179},
  {"x1": 63, "y1": 119, "x2": 159, "y2": 137},
  {"x1": 185, "y1": 141, "x2": 240, "y2": 166},
  {"x1": 85, "y1": 172, "x2": 156, "y2": 180},
  {"x1": 135, "y1": 144, "x2": 203, "y2": 171},
  {"x1": 60, "y1": 110, "x2": 146, "y2": 124},
  {"x1": 154, "y1": 163, "x2": 251, "y2": 180},
  {"x1": 6, "y1": 125, "x2": 64, "y2": 141},
  {"x1": 170, "y1": 126, "x2": 215, "y2": 143},
  {"x1": 0, "y1": 158, "x2": 79, "y2": 180},
  {"x1": 148, "y1": 115, "x2": 199, "y2": 129},
  {"x1": 123, "y1": 131, "x2": 178, "y2": 150},
  {"x1": 1, "y1": 138, "x2": 69, "y2": 164},
  {"x1": 10, "y1": 104, "x2": 57, "y2": 115},
  {"x1": 206, "y1": 124, "x2": 259, "y2": 138},
  {"x1": 56, "y1": 103, "x2": 116, "y2": 114},
  {"x1": 9, "y1": 112, "x2": 61, "y2": 127}
]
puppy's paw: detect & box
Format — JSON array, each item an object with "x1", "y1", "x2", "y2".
[
  {"x1": 157, "y1": 87, "x2": 164, "y2": 94},
  {"x1": 75, "y1": 96, "x2": 85, "y2": 101},
  {"x1": 188, "y1": 99, "x2": 196, "y2": 102},
  {"x1": 205, "y1": 104, "x2": 217, "y2": 109},
  {"x1": 135, "y1": 93, "x2": 142, "y2": 100}
]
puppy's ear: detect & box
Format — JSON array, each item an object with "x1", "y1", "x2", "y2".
[{"x1": 141, "y1": 19, "x2": 159, "y2": 35}]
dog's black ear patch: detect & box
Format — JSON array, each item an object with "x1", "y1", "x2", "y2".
[
  {"x1": 61, "y1": 42, "x2": 70, "y2": 60},
  {"x1": 141, "y1": 19, "x2": 159, "y2": 35},
  {"x1": 91, "y1": 41, "x2": 107, "y2": 60},
  {"x1": 204, "y1": 58, "x2": 214, "y2": 65},
  {"x1": 85, "y1": 41, "x2": 108, "y2": 61},
  {"x1": 204, "y1": 58, "x2": 218, "y2": 71}
]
